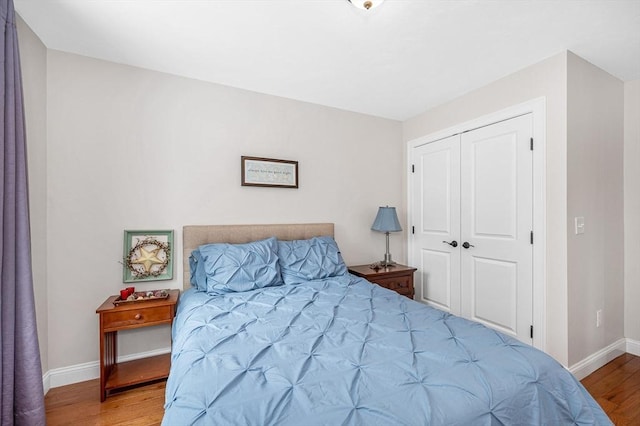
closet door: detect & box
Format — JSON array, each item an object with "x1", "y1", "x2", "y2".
[
  {"x1": 410, "y1": 113, "x2": 534, "y2": 345},
  {"x1": 411, "y1": 135, "x2": 461, "y2": 314},
  {"x1": 460, "y1": 114, "x2": 533, "y2": 343}
]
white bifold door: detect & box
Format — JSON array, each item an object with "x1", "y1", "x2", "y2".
[{"x1": 410, "y1": 114, "x2": 533, "y2": 345}]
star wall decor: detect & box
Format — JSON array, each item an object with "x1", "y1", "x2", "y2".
[
  {"x1": 131, "y1": 246, "x2": 164, "y2": 273},
  {"x1": 123, "y1": 230, "x2": 173, "y2": 282}
]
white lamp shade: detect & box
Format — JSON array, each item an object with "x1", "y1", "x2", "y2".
[{"x1": 371, "y1": 206, "x2": 402, "y2": 233}]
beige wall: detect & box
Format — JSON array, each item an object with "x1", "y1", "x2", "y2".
[
  {"x1": 43, "y1": 50, "x2": 402, "y2": 369},
  {"x1": 403, "y1": 52, "x2": 570, "y2": 364},
  {"x1": 17, "y1": 17, "x2": 48, "y2": 374},
  {"x1": 566, "y1": 52, "x2": 624, "y2": 366},
  {"x1": 625, "y1": 79, "x2": 640, "y2": 341}
]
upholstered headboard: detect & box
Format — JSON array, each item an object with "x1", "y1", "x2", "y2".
[{"x1": 182, "y1": 223, "x2": 334, "y2": 290}]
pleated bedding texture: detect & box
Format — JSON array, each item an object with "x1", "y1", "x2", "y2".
[{"x1": 163, "y1": 276, "x2": 611, "y2": 426}]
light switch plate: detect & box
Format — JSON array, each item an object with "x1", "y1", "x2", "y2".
[{"x1": 575, "y1": 217, "x2": 585, "y2": 235}]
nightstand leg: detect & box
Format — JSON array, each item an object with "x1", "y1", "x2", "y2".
[{"x1": 99, "y1": 330, "x2": 116, "y2": 402}]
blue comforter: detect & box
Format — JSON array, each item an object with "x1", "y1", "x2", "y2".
[{"x1": 163, "y1": 275, "x2": 611, "y2": 425}]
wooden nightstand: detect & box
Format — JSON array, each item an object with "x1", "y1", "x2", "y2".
[
  {"x1": 348, "y1": 264, "x2": 417, "y2": 299},
  {"x1": 95, "y1": 289, "x2": 179, "y2": 401}
]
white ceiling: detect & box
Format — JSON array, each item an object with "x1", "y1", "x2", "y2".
[{"x1": 14, "y1": 0, "x2": 640, "y2": 121}]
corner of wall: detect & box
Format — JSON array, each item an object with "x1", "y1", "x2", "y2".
[
  {"x1": 624, "y1": 79, "x2": 640, "y2": 342},
  {"x1": 566, "y1": 51, "x2": 625, "y2": 366}
]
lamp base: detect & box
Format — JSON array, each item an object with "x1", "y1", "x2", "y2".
[{"x1": 379, "y1": 253, "x2": 396, "y2": 267}]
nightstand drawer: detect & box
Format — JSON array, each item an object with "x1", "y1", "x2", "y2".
[
  {"x1": 102, "y1": 305, "x2": 172, "y2": 330},
  {"x1": 375, "y1": 275, "x2": 412, "y2": 295}
]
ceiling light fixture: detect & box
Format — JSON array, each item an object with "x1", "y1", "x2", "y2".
[{"x1": 348, "y1": 0, "x2": 385, "y2": 10}]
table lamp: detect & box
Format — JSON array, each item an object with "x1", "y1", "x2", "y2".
[{"x1": 371, "y1": 206, "x2": 402, "y2": 267}]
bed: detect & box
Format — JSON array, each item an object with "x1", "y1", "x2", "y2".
[{"x1": 162, "y1": 223, "x2": 611, "y2": 425}]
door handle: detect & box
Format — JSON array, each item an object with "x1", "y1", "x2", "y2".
[
  {"x1": 442, "y1": 240, "x2": 458, "y2": 248},
  {"x1": 462, "y1": 242, "x2": 475, "y2": 249}
]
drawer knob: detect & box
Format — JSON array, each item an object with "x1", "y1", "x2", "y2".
[{"x1": 134, "y1": 313, "x2": 142, "y2": 320}]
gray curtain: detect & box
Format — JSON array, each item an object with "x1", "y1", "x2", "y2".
[{"x1": 1, "y1": 0, "x2": 46, "y2": 424}]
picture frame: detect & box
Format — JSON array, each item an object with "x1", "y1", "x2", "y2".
[
  {"x1": 241, "y1": 156, "x2": 298, "y2": 188},
  {"x1": 123, "y1": 230, "x2": 174, "y2": 283}
]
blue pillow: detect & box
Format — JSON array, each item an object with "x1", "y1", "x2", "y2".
[
  {"x1": 189, "y1": 249, "x2": 209, "y2": 291},
  {"x1": 189, "y1": 237, "x2": 283, "y2": 294},
  {"x1": 277, "y1": 236, "x2": 348, "y2": 285}
]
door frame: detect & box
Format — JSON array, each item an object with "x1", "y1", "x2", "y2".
[{"x1": 407, "y1": 97, "x2": 546, "y2": 350}]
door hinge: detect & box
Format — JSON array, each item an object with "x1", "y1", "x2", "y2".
[
  {"x1": 411, "y1": 164, "x2": 415, "y2": 173},
  {"x1": 530, "y1": 137, "x2": 534, "y2": 151},
  {"x1": 530, "y1": 325, "x2": 534, "y2": 339},
  {"x1": 530, "y1": 231, "x2": 533, "y2": 244},
  {"x1": 412, "y1": 226, "x2": 415, "y2": 234}
]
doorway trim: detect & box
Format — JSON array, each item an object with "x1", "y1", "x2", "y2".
[{"x1": 407, "y1": 97, "x2": 546, "y2": 350}]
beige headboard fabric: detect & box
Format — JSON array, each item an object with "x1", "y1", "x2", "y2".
[{"x1": 182, "y1": 223, "x2": 334, "y2": 290}]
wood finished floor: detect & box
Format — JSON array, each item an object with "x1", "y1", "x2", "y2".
[
  {"x1": 46, "y1": 353, "x2": 640, "y2": 425},
  {"x1": 581, "y1": 353, "x2": 640, "y2": 425}
]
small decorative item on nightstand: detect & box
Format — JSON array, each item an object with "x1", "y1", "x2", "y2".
[{"x1": 348, "y1": 264, "x2": 417, "y2": 299}]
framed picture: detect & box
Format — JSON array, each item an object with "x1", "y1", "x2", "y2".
[
  {"x1": 241, "y1": 156, "x2": 298, "y2": 188},
  {"x1": 123, "y1": 230, "x2": 173, "y2": 283}
]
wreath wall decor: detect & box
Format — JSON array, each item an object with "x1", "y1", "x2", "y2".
[{"x1": 123, "y1": 230, "x2": 173, "y2": 283}]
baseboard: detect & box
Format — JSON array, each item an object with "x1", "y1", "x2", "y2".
[
  {"x1": 569, "y1": 338, "x2": 627, "y2": 380},
  {"x1": 44, "y1": 347, "x2": 171, "y2": 391},
  {"x1": 42, "y1": 370, "x2": 51, "y2": 395},
  {"x1": 627, "y1": 338, "x2": 640, "y2": 356},
  {"x1": 48, "y1": 359, "x2": 99, "y2": 389}
]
